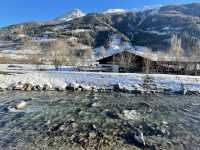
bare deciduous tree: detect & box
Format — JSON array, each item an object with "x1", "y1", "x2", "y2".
[
  {"x1": 191, "y1": 40, "x2": 200, "y2": 75},
  {"x1": 83, "y1": 48, "x2": 93, "y2": 66},
  {"x1": 50, "y1": 40, "x2": 69, "y2": 71},
  {"x1": 192, "y1": 40, "x2": 200, "y2": 58},
  {"x1": 143, "y1": 59, "x2": 151, "y2": 74},
  {"x1": 169, "y1": 33, "x2": 184, "y2": 73},
  {"x1": 142, "y1": 50, "x2": 153, "y2": 74},
  {"x1": 169, "y1": 34, "x2": 184, "y2": 61}
]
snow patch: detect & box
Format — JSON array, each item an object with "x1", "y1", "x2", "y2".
[
  {"x1": 57, "y1": 9, "x2": 86, "y2": 22},
  {"x1": 103, "y1": 9, "x2": 127, "y2": 14}
]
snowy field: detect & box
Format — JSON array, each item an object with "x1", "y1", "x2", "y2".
[{"x1": 0, "y1": 64, "x2": 200, "y2": 94}]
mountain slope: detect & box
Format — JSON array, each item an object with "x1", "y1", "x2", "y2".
[{"x1": 0, "y1": 3, "x2": 200, "y2": 64}]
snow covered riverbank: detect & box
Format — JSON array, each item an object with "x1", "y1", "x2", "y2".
[{"x1": 0, "y1": 64, "x2": 200, "y2": 94}]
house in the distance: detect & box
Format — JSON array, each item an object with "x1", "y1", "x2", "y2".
[{"x1": 97, "y1": 49, "x2": 200, "y2": 75}]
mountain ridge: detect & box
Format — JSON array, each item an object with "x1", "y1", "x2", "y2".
[{"x1": 0, "y1": 3, "x2": 200, "y2": 64}]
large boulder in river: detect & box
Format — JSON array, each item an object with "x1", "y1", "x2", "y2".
[
  {"x1": 55, "y1": 85, "x2": 66, "y2": 91},
  {"x1": 23, "y1": 83, "x2": 33, "y2": 91},
  {"x1": 15, "y1": 101, "x2": 27, "y2": 109},
  {"x1": 114, "y1": 83, "x2": 132, "y2": 92},
  {"x1": 32, "y1": 85, "x2": 43, "y2": 91},
  {"x1": 66, "y1": 82, "x2": 80, "y2": 91},
  {"x1": 80, "y1": 84, "x2": 92, "y2": 91},
  {"x1": 13, "y1": 82, "x2": 25, "y2": 91},
  {"x1": 133, "y1": 130, "x2": 146, "y2": 146},
  {"x1": 43, "y1": 84, "x2": 53, "y2": 91}
]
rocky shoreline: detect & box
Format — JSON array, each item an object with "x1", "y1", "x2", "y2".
[
  {"x1": 0, "y1": 71, "x2": 200, "y2": 95},
  {"x1": 0, "y1": 79, "x2": 199, "y2": 95}
]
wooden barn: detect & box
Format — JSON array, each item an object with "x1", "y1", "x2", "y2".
[
  {"x1": 97, "y1": 50, "x2": 200, "y2": 75},
  {"x1": 98, "y1": 51, "x2": 148, "y2": 72}
]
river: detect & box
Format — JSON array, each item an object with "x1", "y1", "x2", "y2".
[{"x1": 0, "y1": 91, "x2": 199, "y2": 150}]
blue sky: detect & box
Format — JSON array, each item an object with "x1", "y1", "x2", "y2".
[{"x1": 0, "y1": 0, "x2": 199, "y2": 27}]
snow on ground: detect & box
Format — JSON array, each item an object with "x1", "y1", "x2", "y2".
[
  {"x1": 145, "y1": 30, "x2": 167, "y2": 35},
  {"x1": 0, "y1": 53, "x2": 29, "y2": 60},
  {"x1": 66, "y1": 29, "x2": 92, "y2": 33},
  {"x1": 0, "y1": 64, "x2": 200, "y2": 94},
  {"x1": 0, "y1": 64, "x2": 76, "y2": 72}
]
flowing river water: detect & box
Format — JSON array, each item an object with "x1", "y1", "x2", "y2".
[{"x1": 0, "y1": 91, "x2": 199, "y2": 150}]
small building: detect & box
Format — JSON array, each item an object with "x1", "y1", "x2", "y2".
[
  {"x1": 97, "y1": 50, "x2": 200, "y2": 75},
  {"x1": 98, "y1": 51, "x2": 146, "y2": 72}
]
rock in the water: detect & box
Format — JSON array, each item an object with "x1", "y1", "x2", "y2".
[
  {"x1": 133, "y1": 84, "x2": 145, "y2": 94},
  {"x1": 24, "y1": 83, "x2": 32, "y2": 91},
  {"x1": 91, "y1": 86, "x2": 98, "y2": 92},
  {"x1": 114, "y1": 83, "x2": 131, "y2": 92},
  {"x1": 16, "y1": 101, "x2": 27, "y2": 109},
  {"x1": 134, "y1": 130, "x2": 145, "y2": 146},
  {"x1": 80, "y1": 84, "x2": 92, "y2": 91},
  {"x1": 32, "y1": 85, "x2": 42, "y2": 91},
  {"x1": 182, "y1": 86, "x2": 187, "y2": 95},
  {"x1": 8, "y1": 106, "x2": 21, "y2": 112},
  {"x1": 114, "y1": 83, "x2": 124, "y2": 92},
  {"x1": 89, "y1": 132, "x2": 97, "y2": 139},
  {"x1": 123, "y1": 110, "x2": 140, "y2": 121},
  {"x1": 66, "y1": 82, "x2": 79, "y2": 91},
  {"x1": 55, "y1": 86, "x2": 66, "y2": 91},
  {"x1": 0, "y1": 87, "x2": 4, "y2": 91},
  {"x1": 43, "y1": 84, "x2": 52, "y2": 91},
  {"x1": 13, "y1": 82, "x2": 24, "y2": 91},
  {"x1": 92, "y1": 102, "x2": 101, "y2": 107},
  {"x1": 71, "y1": 123, "x2": 79, "y2": 129},
  {"x1": 104, "y1": 109, "x2": 119, "y2": 119}
]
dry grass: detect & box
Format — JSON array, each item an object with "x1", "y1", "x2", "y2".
[{"x1": 0, "y1": 54, "x2": 44, "y2": 65}]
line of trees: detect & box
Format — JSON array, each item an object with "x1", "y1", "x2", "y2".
[
  {"x1": 50, "y1": 40, "x2": 94, "y2": 70},
  {"x1": 49, "y1": 33, "x2": 200, "y2": 75}
]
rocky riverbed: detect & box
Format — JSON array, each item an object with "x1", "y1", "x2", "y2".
[{"x1": 0, "y1": 91, "x2": 200, "y2": 150}]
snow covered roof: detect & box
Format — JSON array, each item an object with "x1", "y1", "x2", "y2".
[{"x1": 98, "y1": 48, "x2": 200, "y2": 63}]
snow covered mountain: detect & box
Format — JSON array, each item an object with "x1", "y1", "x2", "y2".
[
  {"x1": 1, "y1": 3, "x2": 200, "y2": 64},
  {"x1": 56, "y1": 9, "x2": 86, "y2": 22},
  {"x1": 103, "y1": 9, "x2": 127, "y2": 14}
]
